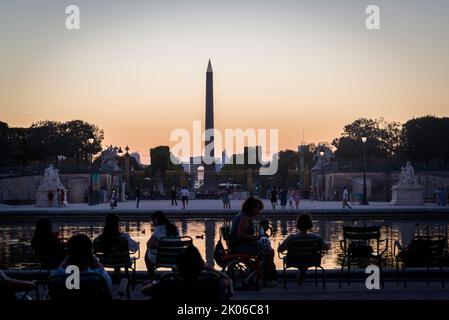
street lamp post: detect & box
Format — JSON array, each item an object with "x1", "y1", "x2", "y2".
[
  {"x1": 319, "y1": 150, "x2": 325, "y2": 201},
  {"x1": 361, "y1": 136, "x2": 369, "y2": 205},
  {"x1": 88, "y1": 138, "x2": 95, "y2": 206}
]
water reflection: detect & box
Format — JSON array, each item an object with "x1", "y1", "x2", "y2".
[{"x1": 1, "y1": 218, "x2": 449, "y2": 270}]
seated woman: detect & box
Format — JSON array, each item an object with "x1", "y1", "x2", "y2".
[
  {"x1": 94, "y1": 213, "x2": 139, "y2": 252},
  {"x1": 278, "y1": 213, "x2": 329, "y2": 284},
  {"x1": 53, "y1": 234, "x2": 112, "y2": 291},
  {"x1": 143, "y1": 244, "x2": 233, "y2": 300},
  {"x1": 230, "y1": 197, "x2": 277, "y2": 286},
  {"x1": 145, "y1": 211, "x2": 179, "y2": 279},
  {"x1": 0, "y1": 270, "x2": 36, "y2": 301},
  {"x1": 31, "y1": 218, "x2": 65, "y2": 269}
]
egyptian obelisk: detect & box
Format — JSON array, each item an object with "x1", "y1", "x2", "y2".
[{"x1": 203, "y1": 59, "x2": 215, "y2": 190}]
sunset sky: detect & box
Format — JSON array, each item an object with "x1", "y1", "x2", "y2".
[{"x1": 1, "y1": 0, "x2": 448, "y2": 163}]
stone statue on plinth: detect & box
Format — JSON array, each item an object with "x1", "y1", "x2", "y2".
[
  {"x1": 391, "y1": 162, "x2": 424, "y2": 205},
  {"x1": 35, "y1": 164, "x2": 68, "y2": 207},
  {"x1": 398, "y1": 161, "x2": 417, "y2": 185}
]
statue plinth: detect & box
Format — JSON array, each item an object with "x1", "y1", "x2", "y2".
[{"x1": 391, "y1": 184, "x2": 424, "y2": 206}]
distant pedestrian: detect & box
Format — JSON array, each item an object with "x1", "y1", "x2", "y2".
[
  {"x1": 136, "y1": 188, "x2": 141, "y2": 208},
  {"x1": 438, "y1": 188, "x2": 447, "y2": 207},
  {"x1": 342, "y1": 187, "x2": 352, "y2": 209},
  {"x1": 222, "y1": 188, "x2": 231, "y2": 210},
  {"x1": 279, "y1": 188, "x2": 288, "y2": 210},
  {"x1": 288, "y1": 188, "x2": 295, "y2": 209},
  {"x1": 110, "y1": 189, "x2": 117, "y2": 209},
  {"x1": 170, "y1": 186, "x2": 178, "y2": 206},
  {"x1": 48, "y1": 191, "x2": 54, "y2": 207},
  {"x1": 56, "y1": 189, "x2": 61, "y2": 208},
  {"x1": 270, "y1": 188, "x2": 278, "y2": 209},
  {"x1": 293, "y1": 189, "x2": 301, "y2": 209},
  {"x1": 179, "y1": 187, "x2": 190, "y2": 209},
  {"x1": 61, "y1": 189, "x2": 67, "y2": 206}
]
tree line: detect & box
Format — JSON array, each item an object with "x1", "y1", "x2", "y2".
[
  {"x1": 332, "y1": 115, "x2": 449, "y2": 170},
  {"x1": 0, "y1": 120, "x2": 103, "y2": 168}
]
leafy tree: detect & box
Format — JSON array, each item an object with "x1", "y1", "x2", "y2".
[
  {"x1": 402, "y1": 116, "x2": 449, "y2": 168},
  {"x1": 332, "y1": 118, "x2": 402, "y2": 168}
]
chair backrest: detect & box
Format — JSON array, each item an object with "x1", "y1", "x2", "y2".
[
  {"x1": 285, "y1": 237, "x2": 324, "y2": 268},
  {"x1": 93, "y1": 235, "x2": 131, "y2": 267},
  {"x1": 408, "y1": 235, "x2": 447, "y2": 263},
  {"x1": 48, "y1": 272, "x2": 112, "y2": 301},
  {"x1": 156, "y1": 236, "x2": 193, "y2": 266},
  {"x1": 343, "y1": 226, "x2": 381, "y2": 240},
  {"x1": 152, "y1": 271, "x2": 223, "y2": 301}
]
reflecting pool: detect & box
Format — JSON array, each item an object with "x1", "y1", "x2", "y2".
[{"x1": 1, "y1": 217, "x2": 448, "y2": 270}]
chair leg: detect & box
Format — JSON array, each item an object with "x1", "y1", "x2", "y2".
[
  {"x1": 395, "y1": 261, "x2": 400, "y2": 286},
  {"x1": 347, "y1": 257, "x2": 351, "y2": 286},
  {"x1": 339, "y1": 257, "x2": 346, "y2": 288},
  {"x1": 321, "y1": 267, "x2": 326, "y2": 289},
  {"x1": 402, "y1": 266, "x2": 407, "y2": 288},
  {"x1": 379, "y1": 259, "x2": 384, "y2": 289},
  {"x1": 283, "y1": 266, "x2": 287, "y2": 290},
  {"x1": 124, "y1": 267, "x2": 131, "y2": 300}
]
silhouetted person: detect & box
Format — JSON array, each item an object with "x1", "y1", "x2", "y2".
[
  {"x1": 145, "y1": 211, "x2": 179, "y2": 279},
  {"x1": 170, "y1": 186, "x2": 178, "y2": 206},
  {"x1": 179, "y1": 187, "x2": 189, "y2": 209},
  {"x1": 136, "y1": 188, "x2": 141, "y2": 208},
  {"x1": 230, "y1": 197, "x2": 277, "y2": 286},
  {"x1": 270, "y1": 188, "x2": 277, "y2": 209},
  {"x1": 342, "y1": 187, "x2": 352, "y2": 209},
  {"x1": 31, "y1": 218, "x2": 65, "y2": 269}
]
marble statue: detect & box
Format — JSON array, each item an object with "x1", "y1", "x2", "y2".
[
  {"x1": 391, "y1": 161, "x2": 424, "y2": 205},
  {"x1": 398, "y1": 161, "x2": 417, "y2": 185}
]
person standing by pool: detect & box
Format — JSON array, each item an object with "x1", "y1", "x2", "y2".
[
  {"x1": 293, "y1": 188, "x2": 301, "y2": 209},
  {"x1": 230, "y1": 197, "x2": 277, "y2": 287},
  {"x1": 179, "y1": 187, "x2": 190, "y2": 209},
  {"x1": 342, "y1": 187, "x2": 352, "y2": 209},
  {"x1": 270, "y1": 187, "x2": 278, "y2": 209},
  {"x1": 438, "y1": 187, "x2": 447, "y2": 207},
  {"x1": 136, "y1": 187, "x2": 141, "y2": 208},
  {"x1": 279, "y1": 188, "x2": 288, "y2": 210},
  {"x1": 170, "y1": 186, "x2": 178, "y2": 206},
  {"x1": 110, "y1": 189, "x2": 117, "y2": 209},
  {"x1": 287, "y1": 188, "x2": 295, "y2": 209},
  {"x1": 222, "y1": 188, "x2": 231, "y2": 210}
]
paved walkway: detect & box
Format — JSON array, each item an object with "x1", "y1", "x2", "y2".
[
  {"x1": 26, "y1": 279, "x2": 449, "y2": 300},
  {"x1": 0, "y1": 199, "x2": 444, "y2": 212}
]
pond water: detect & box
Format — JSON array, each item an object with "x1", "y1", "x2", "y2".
[{"x1": 1, "y1": 217, "x2": 448, "y2": 270}]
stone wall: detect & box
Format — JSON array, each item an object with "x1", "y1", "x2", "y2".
[
  {"x1": 0, "y1": 173, "x2": 111, "y2": 204},
  {"x1": 325, "y1": 171, "x2": 449, "y2": 202}
]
